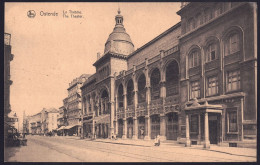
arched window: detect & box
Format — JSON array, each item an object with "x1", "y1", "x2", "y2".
[
  {"x1": 189, "y1": 49, "x2": 200, "y2": 68},
  {"x1": 118, "y1": 84, "x2": 124, "y2": 108},
  {"x1": 150, "y1": 68, "x2": 161, "y2": 100},
  {"x1": 225, "y1": 32, "x2": 240, "y2": 56},
  {"x1": 166, "y1": 60, "x2": 179, "y2": 96},
  {"x1": 127, "y1": 79, "x2": 134, "y2": 106},
  {"x1": 206, "y1": 42, "x2": 217, "y2": 62},
  {"x1": 187, "y1": 18, "x2": 196, "y2": 31},
  {"x1": 138, "y1": 74, "x2": 146, "y2": 103},
  {"x1": 101, "y1": 89, "x2": 109, "y2": 114}
]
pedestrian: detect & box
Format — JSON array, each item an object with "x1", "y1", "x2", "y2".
[{"x1": 154, "y1": 135, "x2": 161, "y2": 146}]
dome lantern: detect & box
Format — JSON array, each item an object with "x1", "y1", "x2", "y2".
[{"x1": 104, "y1": 9, "x2": 135, "y2": 56}]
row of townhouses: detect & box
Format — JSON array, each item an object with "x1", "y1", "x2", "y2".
[
  {"x1": 50, "y1": 2, "x2": 257, "y2": 148},
  {"x1": 24, "y1": 108, "x2": 59, "y2": 135}
]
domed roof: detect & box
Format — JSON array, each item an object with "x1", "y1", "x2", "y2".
[{"x1": 104, "y1": 9, "x2": 134, "y2": 56}]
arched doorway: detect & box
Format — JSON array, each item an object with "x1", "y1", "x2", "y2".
[
  {"x1": 138, "y1": 116, "x2": 145, "y2": 139},
  {"x1": 166, "y1": 112, "x2": 178, "y2": 140},
  {"x1": 166, "y1": 60, "x2": 179, "y2": 96},
  {"x1": 118, "y1": 119, "x2": 123, "y2": 138},
  {"x1": 100, "y1": 89, "x2": 109, "y2": 138},
  {"x1": 151, "y1": 68, "x2": 161, "y2": 100},
  {"x1": 151, "y1": 115, "x2": 160, "y2": 139},
  {"x1": 138, "y1": 74, "x2": 146, "y2": 103},
  {"x1": 127, "y1": 118, "x2": 133, "y2": 138}
]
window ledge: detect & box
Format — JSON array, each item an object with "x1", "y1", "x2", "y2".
[{"x1": 227, "y1": 132, "x2": 239, "y2": 135}]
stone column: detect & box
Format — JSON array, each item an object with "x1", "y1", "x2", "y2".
[
  {"x1": 92, "y1": 118, "x2": 95, "y2": 139},
  {"x1": 146, "y1": 86, "x2": 151, "y2": 111},
  {"x1": 96, "y1": 100, "x2": 100, "y2": 117},
  {"x1": 100, "y1": 99, "x2": 103, "y2": 115},
  {"x1": 132, "y1": 117, "x2": 138, "y2": 139},
  {"x1": 198, "y1": 114, "x2": 201, "y2": 144},
  {"x1": 122, "y1": 118, "x2": 127, "y2": 139},
  {"x1": 144, "y1": 116, "x2": 151, "y2": 140},
  {"x1": 110, "y1": 101, "x2": 115, "y2": 139},
  {"x1": 185, "y1": 114, "x2": 191, "y2": 147},
  {"x1": 160, "y1": 114, "x2": 166, "y2": 141},
  {"x1": 100, "y1": 123, "x2": 103, "y2": 137},
  {"x1": 204, "y1": 112, "x2": 210, "y2": 148}
]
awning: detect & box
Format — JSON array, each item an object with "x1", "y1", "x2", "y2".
[
  {"x1": 65, "y1": 124, "x2": 81, "y2": 129},
  {"x1": 94, "y1": 114, "x2": 110, "y2": 124}
]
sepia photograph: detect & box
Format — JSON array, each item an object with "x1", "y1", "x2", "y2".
[{"x1": 4, "y1": 1, "x2": 257, "y2": 162}]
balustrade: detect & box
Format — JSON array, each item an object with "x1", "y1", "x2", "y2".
[
  {"x1": 126, "y1": 105, "x2": 135, "y2": 118},
  {"x1": 136, "y1": 102, "x2": 147, "y2": 117},
  {"x1": 164, "y1": 95, "x2": 180, "y2": 113},
  {"x1": 150, "y1": 98, "x2": 163, "y2": 115}
]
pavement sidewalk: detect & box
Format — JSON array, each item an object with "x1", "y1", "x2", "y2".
[{"x1": 56, "y1": 135, "x2": 257, "y2": 158}]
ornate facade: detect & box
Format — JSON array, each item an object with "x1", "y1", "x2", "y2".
[{"x1": 81, "y1": 2, "x2": 257, "y2": 148}]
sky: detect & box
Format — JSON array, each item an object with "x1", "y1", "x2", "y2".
[{"x1": 5, "y1": 2, "x2": 181, "y2": 130}]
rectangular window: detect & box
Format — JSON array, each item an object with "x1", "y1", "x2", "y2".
[
  {"x1": 190, "y1": 81, "x2": 200, "y2": 99},
  {"x1": 189, "y1": 51, "x2": 199, "y2": 68},
  {"x1": 226, "y1": 33, "x2": 239, "y2": 56},
  {"x1": 227, "y1": 109, "x2": 238, "y2": 133},
  {"x1": 190, "y1": 115, "x2": 198, "y2": 133},
  {"x1": 207, "y1": 44, "x2": 216, "y2": 62},
  {"x1": 226, "y1": 70, "x2": 240, "y2": 92},
  {"x1": 207, "y1": 76, "x2": 218, "y2": 96}
]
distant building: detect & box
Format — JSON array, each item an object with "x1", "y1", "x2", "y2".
[
  {"x1": 28, "y1": 108, "x2": 59, "y2": 135},
  {"x1": 57, "y1": 106, "x2": 65, "y2": 128},
  {"x1": 63, "y1": 74, "x2": 89, "y2": 136}
]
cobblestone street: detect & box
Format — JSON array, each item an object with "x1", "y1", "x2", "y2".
[{"x1": 5, "y1": 135, "x2": 257, "y2": 162}]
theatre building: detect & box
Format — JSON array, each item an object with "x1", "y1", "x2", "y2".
[{"x1": 81, "y1": 2, "x2": 257, "y2": 148}]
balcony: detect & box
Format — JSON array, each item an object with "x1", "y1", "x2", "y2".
[
  {"x1": 165, "y1": 95, "x2": 180, "y2": 113},
  {"x1": 117, "y1": 107, "x2": 124, "y2": 113},
  {"x1": 150, "y1": 98, "x2": 163, "y2": 115},
  {"x1": 136, "y1": 102, "x2": 147, "y2": 117},
  {"x1": 126, "y1": 105, "x2": 135, "y2": 118}
]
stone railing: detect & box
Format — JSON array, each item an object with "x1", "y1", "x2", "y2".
[
  {"x1": 136, "y1": 62, "x2": 145, "y2": 70},
  {"x1": 164, "y1": 95, "x2": 180, "y2": 113},
  {"x1": 164, "y1": 45, "x2": 179, "y2": 57},
  {"x1": 165, "y1": 95, "x2": 179, "y2": 106},
  {"x1": 150, "y1": 98, "x2": 163, "y2": 115},
  {"x1": 117, "y1": 107, "x2": 124, "y2": 113},
  {"x1": 125, "y1": 68, "x2": 134, "y2": 75},
  {"x1": 136, "y1": 102, "x2": 147, "y2": 117},
  {"x1": 148, "y1": 55, "x2": 160, "y2": 64},
  {"x1": 117, "y1": 111, "x2": 125, "y2": 119}
]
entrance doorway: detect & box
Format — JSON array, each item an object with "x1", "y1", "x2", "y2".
[
  {"x1": 138, "y1": 117, "x2": 145, "y2": 139},
  {"x1": 151, "y1": 115, "x2": 160, "y2": 139},
  {"x1": 209, "y1": 115, "x2": 218, "y2": 144},
  {"x1": 127, "y1": 118, "x2": 133, "y2": 138},
  {"x1": 118, "y1": 119, "x2": 123, "y2": 138},
  {"x1": 166, "y1": 112, "x2": 178, "y2": 140}
]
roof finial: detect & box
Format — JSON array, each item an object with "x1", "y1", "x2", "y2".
[{"x1": 118, "y1": 7, "x2": 121, "y2": 14}]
